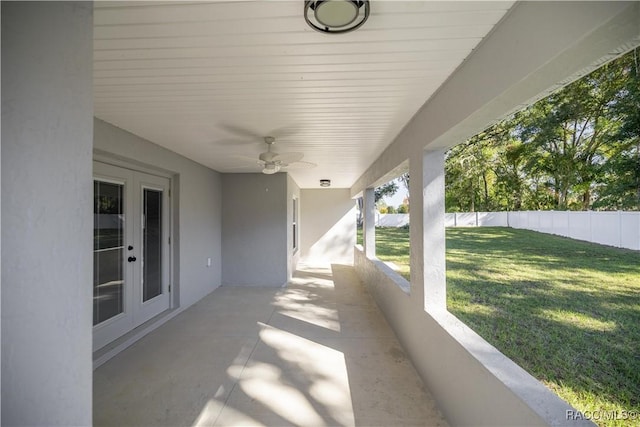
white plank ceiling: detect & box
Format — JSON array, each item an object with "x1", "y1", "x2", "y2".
[{"x1": 94, "y1": 1, "x2": 514, "y2": 188}]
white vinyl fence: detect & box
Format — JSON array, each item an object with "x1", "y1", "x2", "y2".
[
  {"x1": 376, "y1": 213, "x2": 410, "y2": 227},
  {"x1": 507, "y1": 211, "x2": 640, "y2": 250},
  {"x1": 377, "y1": 211, "x2": 640, "y2": 251}
]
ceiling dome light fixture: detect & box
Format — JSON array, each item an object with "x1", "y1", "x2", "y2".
[{"x1": 304, "y1": 0, "x2": 370, "y2": 34}]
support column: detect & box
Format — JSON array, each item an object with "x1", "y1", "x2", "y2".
[
  {"x1": 2, "y1": 3, "x2": 94, "y2": 425},
  {"x1": 363, "y1": 188, "x2": 376, "y2": 258},
  {"x1": 409, "y1": 149, "x2": 446, "y2": 310}
]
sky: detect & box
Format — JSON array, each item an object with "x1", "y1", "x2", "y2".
[
  {"x1": 383, "y1": 189, "x2": 408, "y2": 208},
  {"x1": 381, "y1": 178, "x2": 409, "y2": 208}
]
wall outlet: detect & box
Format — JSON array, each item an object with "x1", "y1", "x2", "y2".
[{"x1": 207, "y1": 257, "x2": 211, "y2": 267}]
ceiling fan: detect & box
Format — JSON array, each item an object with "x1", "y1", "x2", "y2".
[{"x1": 256, "y1": 136, "x2": 315, "y2": 174}]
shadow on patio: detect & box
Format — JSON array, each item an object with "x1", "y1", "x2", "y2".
[{"x1": 94, "y1": 264, "x2": 447, "y2": 427}]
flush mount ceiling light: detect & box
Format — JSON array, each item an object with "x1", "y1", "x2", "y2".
[
  {"x1": 304, "y1": 0, "x2": 370, "y2": 34},
  {"x1": 320, "y1": 179, "x2": 331, "y2": 187}
]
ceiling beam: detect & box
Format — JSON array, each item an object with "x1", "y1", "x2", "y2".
[{"x1": 351, "y1": 1, "x2": 640, "y2": 198}]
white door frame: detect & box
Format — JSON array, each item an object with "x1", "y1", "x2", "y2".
[{"x1": 93, "y1": 161, "x2": 173, "y2": 350}]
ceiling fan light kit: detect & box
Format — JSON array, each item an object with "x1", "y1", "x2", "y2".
[
  {"x1": 262, "y1": 163, "x2": 281, "y2": 174},
  {"x1": 250, "y1": 136, "x2": 316, "y2": 175},
  {"x1": 304, "y1": 0, "x2": 370, "y2": 34}
]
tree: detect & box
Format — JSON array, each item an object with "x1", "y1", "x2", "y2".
[
  {"x1": 400, "y1": 173, "x2": 410, "y2": 203},
  {"x1": 375, "y1": 181, "x2": 398, "y2": 203},
  {"x1": 593, "y1": 149, "x2": 640, "y2": 209},
  {"x1": 597, "y1": 48, "x2": 640, "y2": 210},
  {"x1": 361, "y1": 50, "x2": 640, "y2": 214},
  {"x1": 514, "y1": 56, "x2": 629, "y2": 210},
  {"x1": 356, "y1": 180, "x2": 399, "y2": 226},
  {"x1": 444, "y1": 49, "x2": 640, "y2": 212},
  {"x1": 445, "y1": 132, "x2": 500, "y2": 212}
]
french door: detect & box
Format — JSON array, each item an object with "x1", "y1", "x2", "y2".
[{"x1": 93, "y1": 162, "x2": 171, "y2": 350}]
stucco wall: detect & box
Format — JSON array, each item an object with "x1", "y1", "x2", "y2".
[
  {"x1": 94, "y1": 118, "x2": 223, "y2": 309},
  {"x1": 300, "y1": 189, "x2": 356, "y2": 266},
  {"x1": 1, "y1": 3, "x2": 94, "y2": 425},
  {"x1": 221, "y1": 173, "x2": 288, "y2": 286},
  {"x1": 354, "y1": 249, "x2": 593, "y2": 427}
]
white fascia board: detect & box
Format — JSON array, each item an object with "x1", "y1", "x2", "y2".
[{"x1": 351, "y1": 1, "x2": 640, "y2": 198}]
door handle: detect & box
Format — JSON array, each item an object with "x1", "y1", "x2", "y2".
[{"x1": 128, "y1": 256, "x2": 137, "y2": 263}]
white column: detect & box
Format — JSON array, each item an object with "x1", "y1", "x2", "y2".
[
  {"x1": 410, "y1": 149, "x2": 446, "y2": 310},
  {"x1": 363, "y1": 188, "x2": 376, "y2": 258},
  {"x1": 2, "y1": 3, "x2": 94, "y2": 425}
]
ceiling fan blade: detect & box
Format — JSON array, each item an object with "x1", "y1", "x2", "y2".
[
  {"x1": 273, "y1": 152, "x2": 304, "y2": 164},
  {"x1": 219, "y1": 124, "x2": 300, "y2": 140},
  {"x1": 218, "y1": 123, "x2": 263, "y2": 140},
  {"x1": 229, "y1": 154, "x2": 263, "y2": 163},
  {"x1": 225, "y1": 165, "x2": 261, "y2": 171},
  {"x1": 282, "y1": 161, "x2": 316, "y2": 170},
  {"x1": 215, "y1": 138, "x2": 259, "y2": 146},
  {"x1": 270, "y1": 125, "x2": 301, "y2": 138}
]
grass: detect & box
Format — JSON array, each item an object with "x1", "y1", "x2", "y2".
[
  {"x1": 368, "y1": 226, "x2": 640, "y2": 426},
  {"x1": 369, "y1": 226, "x2": 412, "y2": 280}
]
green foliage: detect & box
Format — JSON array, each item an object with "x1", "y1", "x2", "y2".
[
  {"x1": 375, "y1": 181, "x2": 398, "y2": 203},
  {"x1": 593, "y1": 149, "x2": 640, "y2": 210},
  {"x1": 356, "y1": 180, "x2": 401, "y2": 226},
  {"x1": 396, "y1": 204, "x2": 408, "y2": 214},
  {"x1": 446, "y1": 49, "x2": 640, "y2": 212},
  {"x1": 445, "y1": 127, "x2": 506, "y2": 212},
  {"x1": 373, "y1": 226, "x2": 640, "y2": 425},
  {"x1": 399, "y1": 173, "x2": 410, "y2": 192}
]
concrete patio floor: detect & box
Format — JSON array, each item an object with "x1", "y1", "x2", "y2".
[{"x1": 94, "y1": 264, "x2": 448, "y2": 427}]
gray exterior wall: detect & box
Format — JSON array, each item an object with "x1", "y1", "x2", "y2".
[
  {"x1": 300, "y1": 189, "x2": 356, "y2": 265},
  {"x1": 93, "y1": 118, "x2": 223, "y2": 309},
  {"x1": 1, "y1": 3, "x2": 94, "y2": 425},
  {"x1": 221, "y1": 173, "x2": 288, "y2": 286}
]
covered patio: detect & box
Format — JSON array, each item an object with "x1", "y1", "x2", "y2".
[
  {"x1": 3, "y1": 1, "x2": 640, "y2": 426},
  {"x1": 94, "y1": 264, "x2": 447, "y2": 426}
]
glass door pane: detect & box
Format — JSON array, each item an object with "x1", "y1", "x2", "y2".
[
  {"x1": 93, "y1": 163, "x2": 171, "y2": 350},
  {"x1": 142, "y1": 188, "x2": 163, "y2": 302},
  {"x1": 93, "y1": 181, "x2": 125, "y2": 325}
]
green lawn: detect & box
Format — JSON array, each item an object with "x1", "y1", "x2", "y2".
[{"x1": 369, "y1": 226, "x2": 640, "y2": 426}]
